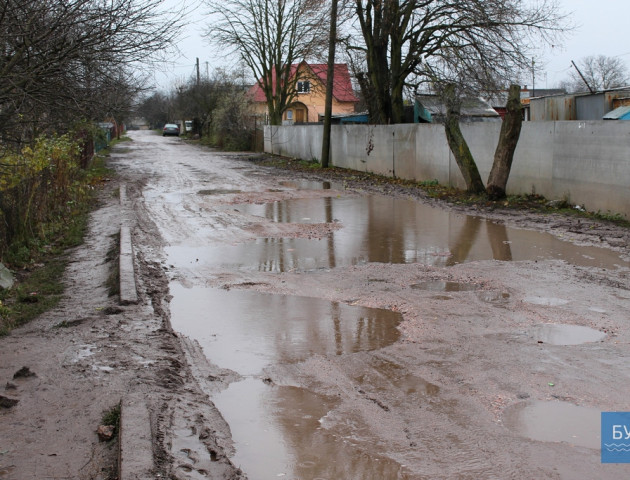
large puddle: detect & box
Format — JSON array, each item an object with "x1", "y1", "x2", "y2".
[
  {"x1": 166, "y1": 191, "x2": 627, "y2": 478},
  {"x1": 212, "y1": 378, "x2": 413, "y2": 480},
  {"x1": 168, "y1": 195, "x2": 628, "y2": 271},
  {"x1": 170, "y1": 284, "x2": 407, "y2": 478},
  {"x1": 170, "y1": 284, "x2": 402, "y2": 375}
]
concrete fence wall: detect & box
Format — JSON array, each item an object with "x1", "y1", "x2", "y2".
[{"x1": 265, "y1": 121, "x2": 630, "y2": 217}]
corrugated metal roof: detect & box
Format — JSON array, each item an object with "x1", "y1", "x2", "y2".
[
  {"x1": 603, "y1": 106, "x2": 630, "y2": 120},
  {"x1": 415, "y1": 95, "x2": 499, "y2": 118}
]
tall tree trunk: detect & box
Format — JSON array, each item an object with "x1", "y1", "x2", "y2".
[
  {"x1": 367, "y1": 45, "x2": 391, "y2": 123},
  {"x1": 390, "y1": 34, "x2": 404, "y2": 124},
  {"x1": 486, "y1": 84, "x2": 523, "y2": 199},
  {"x1": 390, "y1": 81, "x2": 405, "y2": 123},
  {"x1": 443, "y1": 85, "x2": 485, "y2": 194},
  {"x1": 321, "y1": 0, "x2": 338, "y2": 168}
]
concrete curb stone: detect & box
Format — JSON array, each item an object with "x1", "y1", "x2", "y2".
[{"x1": 119, "y1": 396, "x2": 155, "y2": 480}]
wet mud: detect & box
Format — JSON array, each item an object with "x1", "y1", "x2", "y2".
[
  {"x1": 116, "y1": 131, "x2": 629, "y2": 479},
  {"x1": 3, "y1": 130, "x2": 629, "y2": 480}
]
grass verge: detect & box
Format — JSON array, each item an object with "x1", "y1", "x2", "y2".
[
  {"x1": 101, "y1": 402, "x2": 121, "y2": 438},
  {"x1": 0, "y1": 142, "x2": 121, "y2": 336}
]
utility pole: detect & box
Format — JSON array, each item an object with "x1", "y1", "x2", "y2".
[
  {"x1": 196, "y1": 57, "x2": 200, "y2": 86},
  {"x1": 320, "y1": 0, "x2": 338, "y2": 168},
  {"x1": 571, "y1": 60, "x2": 595, "y2": 94}
]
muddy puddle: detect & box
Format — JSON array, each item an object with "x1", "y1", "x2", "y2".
[
  {"x1": 530, "y1": 324, "x2": 606, "y2": 345},
  {"x1": 411, "y1": 280, "x2": 480, "y2": 292},
  {"x1": 197, "y1": 188, "x2": 242, "y2": 195},
  {"x1": 279, "y1": 179, "x2": 337, "y2": 190},
  {"x1": 170, "y1": 284, "x2": 402, "y2": 375},
  {"x1": 212, "y1": 378, "x2": 413, "y2": 480},
  {"x1": 164, "y1": 190, "x2": 629, "y2": 478},
  {"x1": 170, "y1": 283, "x2": 409, "y2": 478},
  {"x1": 504, "y1": 401, "x2": 601, "y2": 449},
  {"x1": 202, "y1": 195, "x2": 629, "y2": 271}
]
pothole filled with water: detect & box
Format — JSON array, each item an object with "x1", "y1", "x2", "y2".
[
  {"x1": 170, "y1": 283, "x2": 409, "y2": 479},
  {"x1": 197, "y1": 189, "x2": 242, "y2": 195},
  {"x1": 208, "y1": 195, "x2": 629, "y2": 271},
  {"x1": 170, "y1": 284, "x2": 402, "y2": 375},
  {"x1": 523, "y1": 296, "x2": 570, "y2": 306},
  {"x1": 477, "y1": 291, "x2": 511, "y2": 304},
  {"x1": 278, "y1": 180, "x2": 336, "y2": 190},
  {"x1": 213, "y1": 378, "x2": 412, "y2": 480},
  {"x1": 504, "y1": 401, "x2": 601, "y2": 449},
  {"x1": 411, "y1": 281, "x2": 480, "y2": 292},
  {"x1": 530, "y1": 324, "x2": 606, "y2": 345}
]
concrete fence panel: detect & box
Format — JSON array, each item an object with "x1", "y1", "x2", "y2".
[
  {"x1": 552, "y1": 121, "x2": 630, "y2": 215},
  {"x1": 265, "y1": 121, "x2": 630, "y2": 217},
  {"x1": 415, "y1": 124, "x2": 452, "y2": 185}
]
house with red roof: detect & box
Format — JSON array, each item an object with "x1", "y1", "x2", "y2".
[{"x1": 248, "y1": 61, "x2": 359, "y2": 124}]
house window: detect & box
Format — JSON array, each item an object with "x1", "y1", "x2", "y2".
[
  {"x1": 297, "y1": 81, "x2": 310, "y2": 94},
  {"x1": 286, "y1": 110, "x2": 293, "y2": 120}
]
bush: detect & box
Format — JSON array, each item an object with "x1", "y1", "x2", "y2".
[
  {"x1": 0, "y1": 133, "x2": 91, "y2": 261},
  {"x1": 207, "y1": 91, "x2": 254, "y2": 151}
]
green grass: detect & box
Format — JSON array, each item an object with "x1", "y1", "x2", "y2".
[
  {"x1": 0, "y1": 153, "x2": 114, "y2": 336},
  {"x1": 0, "y1": 257, "x2": 67, "y2": 335},
  {"x1": 101, "y1": 402, "x2": 121, "y2": 439}
]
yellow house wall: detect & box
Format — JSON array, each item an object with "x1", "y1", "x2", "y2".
[
  {"x1": 252, "y1": 67, "x2": 356, "y2": 122},
  {"x1": 290, "y1": 87, "x2": 355, "y2": 122},
  {"x1": 252, "y1": 103, "x2": 268, "y2": 116}
]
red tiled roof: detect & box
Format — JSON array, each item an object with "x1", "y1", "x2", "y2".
[{"x1": 248, "y1": 62, "x2": 359, "y2": 103}]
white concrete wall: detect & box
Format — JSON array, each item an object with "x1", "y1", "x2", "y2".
[{"x1": 264, "y1": 121, "x2": 630, "y2": 217}]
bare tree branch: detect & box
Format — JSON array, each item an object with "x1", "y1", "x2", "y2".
[{"x1": 203, "y1": 0, "x2": 329, "y2": 125}]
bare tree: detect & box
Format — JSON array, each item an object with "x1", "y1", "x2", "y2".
[
  {"x1": 0, "y1": 0, "x2": 183, "y2": 146},
  {"x1": 486, "y1": 84, "x2": 523, "y2": 199},
  {"x1": 204, "y1": 0, "x2": 328, "y2": 125},
  {"x1": 561, "y1": 55, "x2": 629, "y2": 93},
  {"x1": 346, "y1": 0, "x2": 568, "y2": 125}
]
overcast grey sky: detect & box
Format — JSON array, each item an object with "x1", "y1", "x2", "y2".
[{"x1": 153, "y1": 0, "x2": 630, "y2": 91}]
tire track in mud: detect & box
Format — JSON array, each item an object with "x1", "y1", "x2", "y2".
[
  {"x1": 129, "y1": 178, "x2": 246, "y2": 480},
  {"x1": 119, "y1": 132, "x2": 630, "y2": 479}
]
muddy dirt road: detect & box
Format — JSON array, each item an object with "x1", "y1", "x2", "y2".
[{"x1": 2, "y1": 129, "x2": 630, "y2": 479}]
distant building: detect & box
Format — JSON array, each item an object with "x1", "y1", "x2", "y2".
[
  {"x1": 526, "y1": 87, "x2": 630, "y2": 121},
  {"x1": 248, "y1": 62, "x2": 359, "y2": 124},
  {"x1": 486, "y1": 87, "x2": 566, "y2": 120},
  {"x1": 603, "y1": 105, "x2": 630, "y2": 120},
  {"x1": 414, "y1": 94, "x2": 500, "y2": 123}
]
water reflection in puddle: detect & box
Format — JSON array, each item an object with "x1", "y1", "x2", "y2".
[
  {"x1": 170, "y1": 284, "x2": 402, "y2": 375},
  {"x1": 524, "y1": 296, "x2": 569, "y2": 306},
  {"x1": 213, "y1": 378, "x2": 411, "y2": 480},
  {"x1": 411, "y1": 281, "x2": 479, "y2": 292},
  {"x1": 206, "y1": 195, "x2": 628, "y2": 271},
  {"x1": 531, "y1": 324, "x2": 606, "y2": 345},
  {"x1": 279, "y1": 180, "x2": 336, "y2": 190},
  {"x1": 170, "y1": 283, "x2": 407, "y2": 479},
  {"x1": 505, "y1": 401, "x2": 601, "y2": 449},
  {"x1": 197, "y1": 188, "x2": 242, "y2": 195}
]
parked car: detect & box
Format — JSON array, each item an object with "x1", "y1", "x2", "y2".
[
  {"x1": 163, "y1": 123, "x2": 180, "y2": 136},
  {"x1": 185, "y1": 120, "x2": 193, "y2": 131}
]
